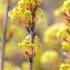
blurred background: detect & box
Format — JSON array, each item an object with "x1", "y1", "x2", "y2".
[{"x1": 0, "y1": 0, "x2": 68, "y2": 70}]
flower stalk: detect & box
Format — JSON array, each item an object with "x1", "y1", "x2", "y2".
[{"x1": 1, "y1": 0, "x2": 10, "y2": 70}]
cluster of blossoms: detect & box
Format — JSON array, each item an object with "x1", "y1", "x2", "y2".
[
  {"x1": 44, "y1": 23, "x2": 62, "y2": 51},
  {"x1": 41, "y1": 51, "x2": 59, "y2": 64},
  {"x1": 44, "y1": 0, "x2": 70, "y2": 53},
  {"x1": 59, "y1": 63, "x2": 70, "y2": 70},
  {"x1": 62, "y1": 0, "x2": 70, "y2": 24},
  {"x1": 55, "y1": 0, "x2": 70, "y2": 69},
  {"x1": 55, "y1": 0, "x2": 70, "y2": 23},
  {"x1": 56, "y1": 24, "x2": 70, "y2": 51},
  {"x1": 19, "y1": 35, "x2": 40, "y2": 58},
  {"x1": 9, "y1": 0, "x2": 43, "y2": 27},
  {"x1": 44, "y1": 0, "x2": 70, "y2": 69},
  {"x1": 8, "y1": 0, "x2": 44, "y2": 60},
  {"x1": 8, "y1": 1, "x2": 44, "y2": 65},
  {"x1": 55, "y1": 0, "x2": 70, "y2": 52},
  {"x1": 40, "y1": 50, "x2": 59, "y2": 70}
]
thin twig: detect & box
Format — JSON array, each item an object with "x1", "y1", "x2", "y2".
[
  {"x1": 29, "y1": 26, "x2": 35, "y2": 70},
  {"x1": 28, "y1": 4, "x2": 36, "y2": 70},
  {"x1": 1, "y1": 2, "x2": 10, "y2": 70}
]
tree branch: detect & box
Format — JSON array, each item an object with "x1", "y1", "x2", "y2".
[{"x1": 1, "y1": 2, "x2": 10, "y2": 70}]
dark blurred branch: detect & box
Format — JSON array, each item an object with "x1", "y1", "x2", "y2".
[
  {"x1": 29, "y1": 26, "x2": 35, "y2": 70},
  {"x1": 28, "y1": 7, "x2": 36, "y2": 70},
  {"x1": 1, "y1": 1, "x2": 10, "y2": 70}
]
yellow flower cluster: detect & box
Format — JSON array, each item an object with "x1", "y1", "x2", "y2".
[
  {"x1": 56, "y1": 23, "x2": 70, "y2": 51},
  {"x1": 9, "y1": 6, "x2": 25, "y2": 20},
  {"x1": 44, "y1": 23, "x2": 64, "y2": 50},
  {"x1": 55, "y1": 0, "x2": 70, "y2": 52},
  {"x1": 54, "y1": 7, "x2": 63, "y2": 17},
  {"x1": 41, "y1": 51, "x2": 59, "y2": 64},
  {"x1": 54, "y1": 0, "x2": 70, "y2": 16},
  {"x1": 19, "y1": 35, "x2": 39, "y2": 52},
  {"x1": 59, "y1": 63, "x2": 70, "y2": 70},
  {"x1": 62, "y1": 41, "x2": 70, "y2": 51},
  {"x1": 56, "y1": 26, "x2": 69, "y2": 40},
  {"x1": 8, "y1": 0, "x2": 43, "y2": 26},
  {"x1": 36, "y1": 8, "x2": 44, "y2": 19},
  {"x1": 62, "y1": 0, "x2": 70, "y2": 14}
]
